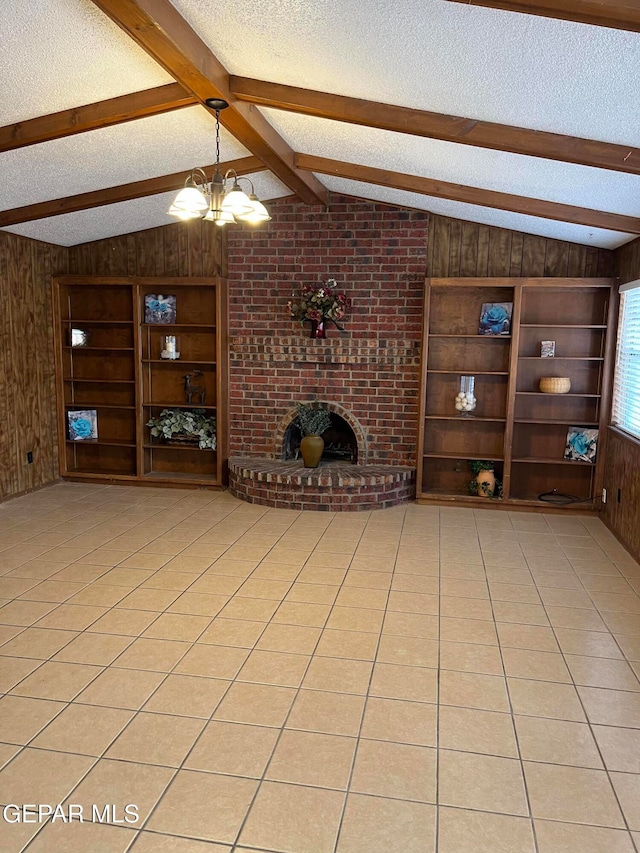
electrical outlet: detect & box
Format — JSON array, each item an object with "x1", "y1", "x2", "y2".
[
  {"x1": 26, "y1": 451, "x2": 33, "y2": 464},
  {"x1": 601, "y1": 487, "x2": 607, "y2": 504}
]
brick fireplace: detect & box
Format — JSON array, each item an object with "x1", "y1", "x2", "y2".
[{"x1": 226, "y1": 194, "x2": 427, "y2": 508}]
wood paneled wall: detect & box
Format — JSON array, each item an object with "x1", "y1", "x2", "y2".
[
  {"x1": 601, "y1": 234, "x2": 640, "y2": 560},
  {"x1": 0, "y1": 232, "x2": 68, "y2": 500},
  {"x1": 427, "y1": 214, "x2": 615, "y2": 278},
  {"x1": 68, "y1": 221, "x2": 226, "y2": 277}
]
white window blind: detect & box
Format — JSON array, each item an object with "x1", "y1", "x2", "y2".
[{"x1": 612, "y1": 281, "x2": 640, "y2": 440}]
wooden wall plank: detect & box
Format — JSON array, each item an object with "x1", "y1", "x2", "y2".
[
  {"x1": 487, "y1": 228, "x2": 512, "y2": 276},
  {"x1": 460, "y1": 222, "x2": 480, "y2": 275}
]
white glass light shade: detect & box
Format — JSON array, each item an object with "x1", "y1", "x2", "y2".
[
  {"x1": 221, "y1": 182, "x2": 253, "y2": 216},
  {"x1": 168, "y1": 204, "x2": 203, "y2": 220},
  {"x1": 203, "y1": 207, "x2": 236, "y2": 225},
  {"x1": 171, "y1": 185, "x2": 208, "y2": 214},
  {"x1": 236, "y1": 194, "x2": 271, "y2": 224}
]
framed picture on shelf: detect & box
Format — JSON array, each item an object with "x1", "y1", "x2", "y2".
[
  {"x1": 144, "y1": 294, "x2": 177, "y2": 324},
  {"x1": 478, "y1": 303, "x2": 512, "y2": 336},
  {"x1": 68, "y1": 410, "x2": 98, "y2": 441},
  {"x1": 564, "y1": 426, "x2": 598, "y2": 463},
  {"x1": 541, "y1": 340, "x2": 556, "y2": 357}
]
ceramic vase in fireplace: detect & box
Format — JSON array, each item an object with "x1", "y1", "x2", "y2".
[
  {"x1": 295, "y1": 403, "x2": 333, "y2": 469},
  {"x1": 300, "y1": 435, "x2": 324, "y2": 468}
]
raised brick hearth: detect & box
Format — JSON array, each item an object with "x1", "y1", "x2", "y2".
[{"x1": 229, "y1": 458, "x2": 416, "y2": 511}]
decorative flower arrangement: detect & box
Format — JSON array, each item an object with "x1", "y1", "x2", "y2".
[
  {"x1": 295, "y1": 403, "x2": 332, "y2": 437},
  {"x1": 146, "y1": 408, "x2": 216, "y2": 450},
  {"x1": 287, "y1": 279, "x2": 350, "y2": 331}
]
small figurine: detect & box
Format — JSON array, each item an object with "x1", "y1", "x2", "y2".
[{"x1": 183, "y1": 370, "x2": 206, "y2": 404}]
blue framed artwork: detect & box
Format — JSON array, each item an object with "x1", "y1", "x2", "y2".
[
  {"x1": 564, "y1": 427, "x2": 598, "y2": 463},
  {"x1": 144, "y1": 294, "x2": 177, "y2": 324},
  {"x1": 68, "y1": 410, "x2": 98, "y2": 441},
  {"x1": 478, "y1": 302, "x2": 512, "y2": 336}
]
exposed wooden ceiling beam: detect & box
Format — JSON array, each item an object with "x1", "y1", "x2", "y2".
[
  {"x1": 443, "y1": 1, "x2": 640, "y2": 32},
  {"x1": 295, "y1": 153, "x2": 640, "y2": 235},
  {"x1": 90, "y1": 0, "x2": 327, "y2": 207},
  {"x1": 0, "y1": 84, "x2": 196, "y2": 154},
  {"x1": 231, "y1": 77, "x2": 640, "y2": 176},
  {"x1": 0, "y1": 156, "x2": 265, "y2": 227}
]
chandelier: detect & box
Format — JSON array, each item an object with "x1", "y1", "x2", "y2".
[{"x1": 168, "y1": 98, "x2": 270, "y2": 226}]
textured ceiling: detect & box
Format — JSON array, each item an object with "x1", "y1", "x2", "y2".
[{"x1": 0, "y1": 0, "x2": 639, "y2": 248}]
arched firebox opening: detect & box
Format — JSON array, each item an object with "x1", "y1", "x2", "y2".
[{"x1": 275, "y1": 402, "x2": 368, "y2": 465}]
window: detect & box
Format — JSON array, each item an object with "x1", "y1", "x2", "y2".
[{"x1": 612, "y1": 280, "x2": 640, "y2": 440}]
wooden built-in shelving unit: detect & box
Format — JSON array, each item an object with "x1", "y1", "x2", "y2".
[
  {"x1": 417, "y1": 277, "x2": 617, "y2": 509},
  {"x1": 53, "y1": 276, "x2": 228, "y2": 488}
]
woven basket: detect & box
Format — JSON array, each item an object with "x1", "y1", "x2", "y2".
[{"x1": 539, "y1": 376, "x2": 571, "y2": 394}]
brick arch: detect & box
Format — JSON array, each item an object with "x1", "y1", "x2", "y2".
[{"x1": 274, "y1": 401, "x2": 368, "y2": 465}]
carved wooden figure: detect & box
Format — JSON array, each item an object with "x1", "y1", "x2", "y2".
[{"x1": 183, "y1": 370, "x2": 206, "y2": 404}]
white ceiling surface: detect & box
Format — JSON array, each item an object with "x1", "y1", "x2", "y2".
[
  {"x1": 2, "y1": 173, "x2": 291, "y2": 247},
  {"x1": 1, "y1": 0, "x2": 639, "y2": 247}
]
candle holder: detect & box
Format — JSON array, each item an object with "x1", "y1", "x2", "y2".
[
  {"x1": 160, "y1": 335, "x2": 181, "y2": 360},
  {"x1": 455, "y1": 375, "x2": 476, "y2": 415}
]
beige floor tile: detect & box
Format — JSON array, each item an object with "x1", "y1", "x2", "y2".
[
  {"x1": 0, "y1": 599, "x2": 58, "y2": 626},
  {"x1": 390, "y1": 574, "x2": 437, "y2": 593},
  {"x1": 440, "y1": 705, "x2": 518, "y2": 757},
  {"x1": 546, "y1": 605, "x2": 608, "y2": 631},
  {"x1": 167, "y1": 592, "x2": 230, "y2": 617},
  {"x1": 215, "y1": 597, "x2": 277, "y2": 622},
  {"x1": 256, "y1": 623, "x2": 321, "y2": 654},
  {"x1": 534, "y1": 820, "x2": 635, "y2": 853},
  {"x1": 87, "y1": 608, "x2": 159, "y2": 636},
  {"x1": 440, "y1": 640, "x2": 504, "y2": 675},
  {"x1": 142, "y1": 570, "x2": 200, "y2": 591},
  {"x1": 360, "y1": 696, "x2": 436, "y2": 746},
  {"x1": 489, "y1": 582, "x2": 541, "y2": 604},
  {"x1": 297, "y1": 567, "x2": 347, "y2": 586},
  {"x1": 383, "y1": 611, "x2": 439, "y2": 639},
  {"x1": 325, "y1": 606, "x2": 385, "y2": 633},
  {"x1": 610, "y1": 633, "x2": 640, "y2": 660},
  {"x1": 198, "y1": 617, "x2": 265, "y2": 648},
  {"x1": 0, "y1": 695, "x2": 65, "y2": 744},
  {"x1": 185, "y1": 720, "x2": 279, "y2": 777},
  {"x1": 239, "y1": 780, "x2": 345, "y2": 853},
  {"x1": 105, "y1": 711, "x2": 204, "y2": 767},
  {"x1": 351, "y1": 738, "x2": 436, "y2": 802},
  {"x1": 496, "y1": 622, "x2": 559, "y2": 652},
  {"x1": 143, "y1": 673, "x2": 228, "y2": 717},
  {"x1": 53, "y1": 632, "x2": 133, "y2": 665},
  {"x1": 303, "y1": 656, "x2": 373, "y2": 694},
  {"x1": 376, "y1": 634, "x2": 438, "y2": 667},
  {"x1": 213, "y1": 682, "x2": 296, "y2": 726},
  {"x1": 18, "y1": 579, "x2": 85, "y2": 602},
  {"x1": 492, "y1": 600, "x2": 550, "y2": 626},
  {"x1": 439, "y1": 749, "x2": 528, "y2": 815},
  {"x1": 0, "y1": 577, "x2": 41, "y2": 597},
  {"x1": 566, "y1": 654, "x2": 640, "y2": 691},
  {"x1": 119, "y1": 553, "x2": 170, "y2": 570},
  {"x1": 172, "y1": 643, "x2": 247, "y2": 679},
  {"x1": 441, "y1": 578, "x2": 490, "y2": 599},
  {"x1": 438, "y1": 807, "x2": 536, "y2": 853},
  {"x1": 0, "y1": 624, "x2": 23, "y2": 646},
  {"x1": 335, "y1": 586, "x2": 388, "y2": 610},
  {"x1": 25, "y1": 821, "x2": 137, "y2": 853},
  {"x1": 285, "y1": 582, "x2": 339, "y2": 604},
  {"x1": 286, "y1": 689, "x2": 365, "y2": 736},
  {"x1": 75, "y1": 667, "x2": 165, "y2": 710},
  {"x1": 31, "y1": 703, "x2": 133, "y2": 756},
  {"x1": 95, "y1": 568, "x2": 155, "y2": 587},
  {"x1": 516, "y1": 715, "x2": 602, "y2": 768},
  {"x1": 0, "y1": 747, "x2": 94, "y2": 806},
  {"x1": 343, "y1": 570, "x2": 393, "y2": 590},
  {"x1": 337, "y1": 793, "x2": 435, "y2": 853},
  {"x1": 603, "y1": 611, "x2": 640, "y2": 635},
  {"x1": 148, "y1": 769, "x2": 257, "y2": 843},
  {"x1": 370, "y1": 662, "x2": 438, "y2": 703},
  {"x1": 266, "y1": 729, "x2": 356, "y2": 789},
  {"x1": 131, "y1": 832, "x2": 230, "y2": 851},
  {"x1": 116, "y1": 589, "x2": 182, "y2": 612},
  {"x1": 441, "y1": 596, "x2": 493, "y2": 620},
  {"x1": 112, "y1": 638, "x2": 189, "y2": 672},
  {"x1": 539, "y1": 587, "x2": 595, "y2": 608},
  {"x1": 35, "y1": 603, "x2": 108, "y2": 631},
  {"x1": 141, "y1": 613, "x2": 212, "y2": 642},
  {"x1": 188, "y1": 575, "x2": 243, "y2": 596},
  {"x1": 71, "y1": 758, "x2": 174, "y2": 825},
  {"x1": 610, "y1": 772, "x2": 640, "y2": 830},
  {"x1": 238, "y1": 649, "x2": 310, "y2": 687},
  {"x1": 502, "y1": 647, "x2": 571, "y2": 682},
  {"x1": 10, "y1": 660, "x2": 102, "y2": 701},
  {"x1": 440, "y1": 670, "x2": 510, "y2": 712},
  {"x1": 525, "y1": 762, "x2": 624, "y2": 826},
  {"x1": 237, "y1": 578, "x2": 293, "y2": 600},
  {"x1": 593, "y1": 725, "x2": 640, "y2": 773},
  {"x1": 578, "y1": 686, "x2": 640, "y2": 727},
  {"x1": 0, "y1": 655, "x2": 42, "y2": 692},
  {"x1": 439, "y1": 616, "x2": 498, "y2": 645},
  {"x1": 508, "y1": 677, "x2": 586, "y2": 721},
  {"x1": 0, "y1": 743, "x2": 20, "y2": 770},
  {"x1": 554, "y1": 627, "x2": 622, "y2": 658}
]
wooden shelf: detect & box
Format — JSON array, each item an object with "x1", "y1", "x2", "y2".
[
  {"x1": 520, "y1": 324, "x2": 606, "y2": 329},
  {"x1": 65, "y1": 404, "x2": 135, "y2": 410},
  {"x1": 142, "y1": 323, "x2": 216, "y2": 329},
  {"x1": 65, "y1": 438, "x2": 136, "y2": 447},
  {"x1": 142, "y1": 359, "x2": 215, "y2": 365},
  {"x1": 427, "y1": 370, "x2": 509, "y2": 376},
  {"x1": 63, "y1": 378, "x2": 135, "y2": 384},
  {"x1": 512, "y1": 457, "x2": 595, "y2": 467},
  {"x1": 516, "y1": 392, "x2": 601, "y2": 398},
  {"x1": 518, "y1": 357, "x2": 604, "y2": 361},
  {"x1": 428, "y1": 334, "x2": 511, "y2": 340},
  {"x1": 423, "y1": 451, "x2": 504, "y2": 461},
  {"x1": 144, "y1": 402, "x2": 217, "y2": 410},
  {"x1": 425, "y1": 415, "x2": 506, "y2": 422},
  {"x1": 61, "y1": 319, "x2": 132, "y2": 325},
  {"x1": 514, "y1": 418, "x2": 599, "y2": 426},
  {"x1": 143, "y1": 443, "x2": 215, "y2": 452},
  {"x1": 144, "y1": 471, "x2": 220, "y2": 483},
  {"x1": 64, "y1": 346, "x2": 134, "y2": 352}
]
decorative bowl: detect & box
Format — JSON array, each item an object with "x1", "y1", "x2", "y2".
[{"x1": 539, "y1": 376, "x2": 571, "y2": 394}]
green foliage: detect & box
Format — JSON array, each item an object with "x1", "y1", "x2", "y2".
[
  {"x1": 467, "y1": 459, "x2": 496, "y2": 476},
  {"x1": 146, "y1": 408, "x2": 216, "y2": 450},
  {"x1": 295, "y1": 403, "x2": 332, "y2": 437}
]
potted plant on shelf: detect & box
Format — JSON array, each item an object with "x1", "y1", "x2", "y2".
[
  {"x1": 295, "y1": 403, "x2": 332, "y2": 468},
  {"x1": 468, "y1": 460, "x2": 498, "y2": 498},
  {"x1": 146, "y1": 409, "x2": 216, "y2": 450},
  {"x1": 287, "y1": 278, "x2": 350, "y2": 339}
]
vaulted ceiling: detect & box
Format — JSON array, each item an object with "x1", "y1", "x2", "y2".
[{"x1": 1, "y1": 0, "x2": 638, "y2": 248}]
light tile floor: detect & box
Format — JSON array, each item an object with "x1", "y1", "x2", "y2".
[{"x1": 0, "y1": 483, "x2": 639, "y2": 851}]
